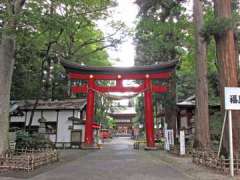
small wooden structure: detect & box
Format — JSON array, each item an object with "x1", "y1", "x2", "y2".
[{"x1": 176, "y1": 96, "x2": 220, "y2": 139}]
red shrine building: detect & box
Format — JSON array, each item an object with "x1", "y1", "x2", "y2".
[
  {"x1": 62, "y1": 60, "x2": 177, "y2": 149},
  {"x1": 109, "y1": 106, "x2": 136, "y2": 136}
]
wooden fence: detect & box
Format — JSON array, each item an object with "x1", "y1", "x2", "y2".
[
  {"x1": 192, "y1": 150, "x2": 240, "y2": 175},
  {"x1": 169, "y1": 144, "x2": 192, "y2": 156},
  {"x1": 0, "y1": 149, "x2": 58, "y2": 172}
]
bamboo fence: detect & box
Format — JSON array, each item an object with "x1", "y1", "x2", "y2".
[{"x1": 0, "y1": 149, "x2": 58, "y2": 172}]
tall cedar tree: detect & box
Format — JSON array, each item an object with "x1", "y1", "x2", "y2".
[
  {"x1": 214, "y1": 0, "x2": 240, "y2": 157},
  {"x1": 193, "y1": 0, "x2": 210, "y2": 149}
]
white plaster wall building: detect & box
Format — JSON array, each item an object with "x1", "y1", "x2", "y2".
[{"x1": 10, "y1": 99, "x2": 88, "y2": 148}]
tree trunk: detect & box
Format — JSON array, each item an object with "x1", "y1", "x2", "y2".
[
  {"x1": 234, "y1": 33, "x2": 239, "y2": 78},
  {"x1": 0, "y1": 0, "x2": 25, "y2": 154},
  {"x1": 0, "y1": 36, "x2": 15, "y2": 154},
  {"x1": 214, "y1": 0, "x2": 239, "y2": 157},
  {"x1": 193, "y1": 0, "x2": 210, "y2": 150},
  {"x1": 27, "y1": 99, "x2": 39, "y2": 132},
  {"x1": 165, "y1": 72, "x2": 177, "y2": 138}
]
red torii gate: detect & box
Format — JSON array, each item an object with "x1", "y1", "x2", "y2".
[{"x1": 62, "y1": 60, "x2": 177, "y2": 149}]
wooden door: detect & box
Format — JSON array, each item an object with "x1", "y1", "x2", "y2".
[{"x1": 71, "y1": 130, "x2": 82, "y2": 148}]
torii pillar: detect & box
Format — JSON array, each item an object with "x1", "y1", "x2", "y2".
[
  {"x1": 85, "y1": 75, "x2": 95, "y2": 146},
  {"x1": 144, "y1": 74, "x2": 156, "y2": 149}
]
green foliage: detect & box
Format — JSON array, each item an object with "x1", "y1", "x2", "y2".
[
  {"x1": 135, "y1": 14, "x2": 188, "y2": 65},
  {"x1": 11, "y1": 53, "x2": 42, "y2": 99},
  {"x1": 133, "y1": 95, "x2": 144, "y2": 125},
  {"x1": 134, "y1": 1, "x2": 189, "y2": 125},
  {"x1": 95, "y1": 94, "x2": 113, "y2": 127},
  {"x1": 15, "y1": 131, "x2": 54, "y2": 149},
  {"x1": 6, "y1": 0, "x2": 122, "y2": 100},
  {"x1": 209, "y1": 112, "x2": 223, "y2": 141},
  {"x1": 202, "y1": 17, "x2": 236, "y2": 41},
  {"x1": 105, "y1": 116, "x2": 116, "y2": 129}
]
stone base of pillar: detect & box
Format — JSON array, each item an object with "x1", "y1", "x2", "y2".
[
  {"x1": 144, "y1": 146, "x2": 158, "y2": 151},
  {"x1": 81, "y1": 143, "x2": 101, "y2": 150}
]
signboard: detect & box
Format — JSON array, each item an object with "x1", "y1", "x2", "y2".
[
  {"x1": 224, "y1": 87, "x2": 238, "y2": 176},
  {"x1": 224, "y1": 87, "x2": 240, "y2": 110}
]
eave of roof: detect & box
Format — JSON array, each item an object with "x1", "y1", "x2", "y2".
[
  {"x1": 61, "y1": 60, "x2": 178, "y2": 75},
  {"x1": 12, "y1": 99, "x2": 87, "y2": 111}
]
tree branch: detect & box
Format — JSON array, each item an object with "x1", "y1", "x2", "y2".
[
  {"x1": 14, "y1": 0, "x2": 26, "y2": 14},
  {"x1": 79, "y1": 44, "x2": 114, "y2": 59},
  {"x1": 70, "y1": 26, "x2": 124, "y2": 56}
]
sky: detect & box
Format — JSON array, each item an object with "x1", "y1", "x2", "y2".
[
  {"x1": 98, "y1": 0, "x2": 139, "y2": 67},
  {"x1": 108, "y1": 0, "x2": 139, "y2": 67}
]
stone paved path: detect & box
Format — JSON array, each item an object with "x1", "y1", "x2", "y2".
[{"x1": 0, "y1": 137, "x2": 234, "y2": 180}]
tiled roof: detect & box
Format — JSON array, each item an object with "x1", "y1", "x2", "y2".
[
  {"x1": 61, "y1": 60, "x2": 178, "y2": 74},
  {"x1": 109, "y1": 107, "x2": 136, "y2": 115},
  {"x1": 11, "y1": 99, "x2": 86, "y2": 110}
]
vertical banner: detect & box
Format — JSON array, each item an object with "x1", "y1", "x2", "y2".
[
  {"x1": 168, "y1": 129, "x2": 174, "y2": 146},
  {"x1": 164, "y1": 129, "x2": 174, "y2": 151},
  {"x1": 164, "y1": 129, "x2": 169, "y2": 151},
  {"x1": 180, "y1": 130, "x2": 185, "y2": 155}
]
